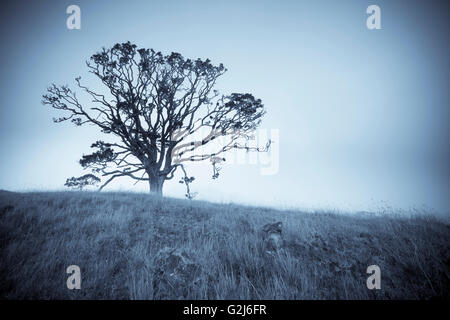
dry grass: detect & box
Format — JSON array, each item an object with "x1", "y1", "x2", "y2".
[{"x1": 0, "y1": 190, "x2": 448, "y2": 299}]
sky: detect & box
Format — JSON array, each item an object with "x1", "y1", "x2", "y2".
[{"x1": 0, "y1": 0, "x2": 448, "y2": 213}]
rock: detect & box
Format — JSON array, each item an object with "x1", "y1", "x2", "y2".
[
  {"x1": 153, "y1": 247, "x2": 201, "y2": 299},
  {"x1": 260, "y1": 221, "x2": 284, "y2": 253}
]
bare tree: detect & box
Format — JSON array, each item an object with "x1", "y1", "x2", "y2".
[{"x1": 42, "y1": 42, "x2": 270, "y2": 197}]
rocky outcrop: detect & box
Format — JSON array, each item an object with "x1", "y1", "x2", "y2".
[
  {"x1": 153, "y1": 247, "x2": 202, "y2": 299},
  {"x1": 260, "y1": 221, "x2": 284, "y2": 253}
]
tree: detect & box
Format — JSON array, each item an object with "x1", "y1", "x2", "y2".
[
  {"x1": 42, "y1": 42, "x2": 270, "y2": 197},
  {"x1": 64, "y1": 174, "x2": 100, "y2": 190}
]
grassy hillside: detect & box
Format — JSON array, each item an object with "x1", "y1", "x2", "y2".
[{"x1": 0, "y1": 190, "x2": 448, "y2": 299}]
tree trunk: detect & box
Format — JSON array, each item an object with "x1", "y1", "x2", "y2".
[{"x1": 149, "y1": 176, "x2": 164, "y2": 196}]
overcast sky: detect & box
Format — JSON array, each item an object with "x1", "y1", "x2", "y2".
[{"x1": 0, "y1": 0, "x2": 448, "y2": 213}]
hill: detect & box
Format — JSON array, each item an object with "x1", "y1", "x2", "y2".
[{"x1": 0, "y1": 191, "x2": 448, "y2": 299}]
